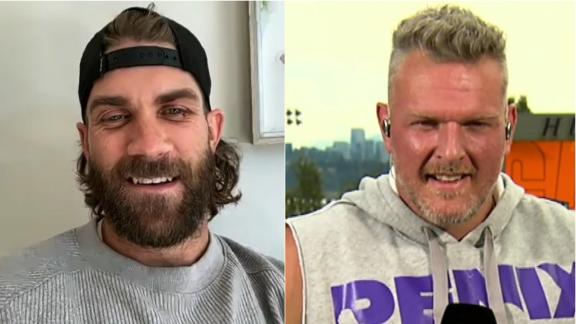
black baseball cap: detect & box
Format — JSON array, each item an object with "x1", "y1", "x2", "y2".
[{"x1": 78, "y1": 7, "x2": 211, "y2": 122}]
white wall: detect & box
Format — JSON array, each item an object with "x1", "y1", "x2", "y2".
[{"x1": 0, "y1": 2, "x2": 284, "y2": 260}]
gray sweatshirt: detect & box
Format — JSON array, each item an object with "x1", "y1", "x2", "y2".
[
  {"x1": 287, "y1": 173, "x2": 574, "y2": 323},
  {"x1": 0, "y1": 220, "x2": 284, "y2": 323}
]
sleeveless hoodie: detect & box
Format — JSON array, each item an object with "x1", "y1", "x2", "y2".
[{"x1": 287, "y1": 173, "x2": 575, "y2": 324}]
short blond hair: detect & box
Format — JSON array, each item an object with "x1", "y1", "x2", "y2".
[{"x1": 388, "y1": 5, "x2": 507, "y2": 98}]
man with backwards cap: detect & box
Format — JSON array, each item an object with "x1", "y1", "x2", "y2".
[{"x1": 0, "y1": 6, "x2": 283, "y2": 323}]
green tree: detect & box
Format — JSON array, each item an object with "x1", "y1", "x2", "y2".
[
  {"x1": 286, "y1": 157, "x2": 324, "y2": 217},
  {"x1": 508, "y1": 95, "x2": 531, "y2": 113}
]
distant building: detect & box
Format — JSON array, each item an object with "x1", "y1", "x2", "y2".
[
  {"x1": 364, "y1": 140, "x2": 375, "y2": 160},
  {"x1": 350, "y1": 128, "x2": 365, "y2": 160},
  {"x1": 317, "y1": 129, "x2": 391, "y2": 162},
  {"x1": 332, "y1": 141, "x2": 350, "y2": 160},
  {"x1": 375, "y1": 142, "x2": 389, "y2": 163}
]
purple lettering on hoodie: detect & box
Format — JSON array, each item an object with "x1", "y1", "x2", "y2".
[
  {"x1": 538, "y1": 263, "x2": 575, "y2": 318},
  {"x1": 331, "y1": 280, "x2": 395, "y2": 323},
  {"x1": 395, "y1": 275, "x2": 434, "y2": 324},
  {"x1": 453, "y1": 269, "x2": 488, "y2": 305},
  {"x1": 498, "y1": 265, "x2": 523, "y2": 310},
  {"x1": 517, "y1": 267, "x2": 552, "y2": 319}
]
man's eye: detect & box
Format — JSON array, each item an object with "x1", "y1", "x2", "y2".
[
  {"x1": 413, "y1": 120, "x2": 438, "y2": 128},
  {"x1": 162, "y1": 107, "x2": 190, "y2": 118},
  {"x1": 464, "y1": 121, "x2": 489, "y2": 128},
  {"x1": 102, "y1": 114, "x2": 129, "y2": 123}
]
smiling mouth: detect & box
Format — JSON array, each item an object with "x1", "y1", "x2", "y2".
[
  {"x1": 127, "y1": 176, "x2": 179, "y2": 186},
  {"x1": 424, "y1": 173, "x2": 474, "y2": 188},
  {"x1": 427, "y1": 174, "x2": 468, "y2": 182}
]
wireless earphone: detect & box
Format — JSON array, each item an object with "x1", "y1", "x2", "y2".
[
  {"x1": 505, "y1": 123, "x2": 511, "y2": 140},
  {"x1": 383, "y1": 119, "x2": 391, "y2": 137}
]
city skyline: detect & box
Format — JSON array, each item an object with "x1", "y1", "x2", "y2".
[
  {"x1": 287, "y1": 128, "x2": 384, "y2": 150},
  {"x1": 287, "y1": 127, "x2": 390, "y2": 163}
]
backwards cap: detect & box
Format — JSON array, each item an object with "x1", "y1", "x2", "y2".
[{"x1": 78, "y1": 7, "x2": 211, "y2": 122}]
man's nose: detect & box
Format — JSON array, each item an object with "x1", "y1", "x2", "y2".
[
  {"x1": 435, "y1": 122, "x2": 466, "y2": 161},
  {"x1": 126, "y1": 116, "x2": 172, "y2": 159}
]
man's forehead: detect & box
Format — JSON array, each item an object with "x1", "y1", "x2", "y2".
[
  {"x1": 388, "y1": 53, "x2": 507, "y2": 116},
  {"x1": 89, "y1": 86, "x2": 202, "y2": 112},
  {"x1": 89, "y1": 63, "x2": 203, "y2": 99},
  {"x1": 93, "y1": 86, "x2": 201, "y2": 103}
]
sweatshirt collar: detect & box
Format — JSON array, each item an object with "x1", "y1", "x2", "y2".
[{"x1": 76, "y1": 219, "x2": 225, "y2": 294}]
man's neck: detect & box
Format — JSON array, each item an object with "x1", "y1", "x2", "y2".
[{"x1": 101, "y1": 219, "x2": 210, "y2": 267}]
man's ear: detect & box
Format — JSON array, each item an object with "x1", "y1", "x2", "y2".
[
  {"x1": 76, "y1": 122, "x2": 90, "y2": 161},
  {"x1": 376, "y1": 102, "x2": 393, "y2": 153},
  {"x1": 207, "y1": 109, "x2": 224, "y2": 153},
  {"x1": 505, "y1": 103, "x2": 518, "y2": 153}
]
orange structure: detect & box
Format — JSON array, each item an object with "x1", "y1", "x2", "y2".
[
  {"x1": 504, "y1": 113, "x2": 575, "y2": 209},
  {"x1": 506, "y1": 141, "x2": 574, "y2": 209}
]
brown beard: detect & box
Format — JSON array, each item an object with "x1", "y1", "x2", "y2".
[{"x1": 85, "y1": 150, "x2": 215, "y2": 248}]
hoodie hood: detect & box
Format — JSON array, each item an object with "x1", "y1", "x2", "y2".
[{"x1": 341, "y1": 173, "x2": 525, "y2": 323}]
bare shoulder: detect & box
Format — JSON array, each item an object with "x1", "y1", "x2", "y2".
[{"x1": 286, "y1": 224, "x2": 303, "y2": 324}]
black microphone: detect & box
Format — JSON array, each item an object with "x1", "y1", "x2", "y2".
[{"x1": 440, "y1": 303, "x2": 497, "y2": 324}]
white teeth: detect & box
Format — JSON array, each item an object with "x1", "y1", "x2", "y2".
[
  {"x1": 130, "y1": 177, "x2": 173, "y2": 185},
  {"x1": 434, "y1": 175, "x2": 463, "y2": 182}
]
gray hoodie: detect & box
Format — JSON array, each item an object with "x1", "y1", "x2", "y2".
[{"x1": 287, "y1": 173, "x2": 574, "y2": 323}]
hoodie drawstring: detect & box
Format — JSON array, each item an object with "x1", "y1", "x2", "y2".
[
  {"x1": 424, "y1": 227, "x2": 508, "y2": 324},
  {"x1": 483, "y1": 227, "x2": 508, "y2": 324},
  {"x1": 424, "y1": 228, "x2": 449, "y2": 324}
]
